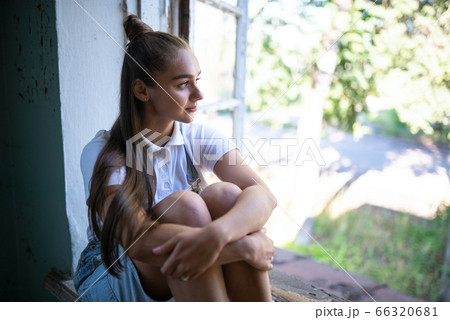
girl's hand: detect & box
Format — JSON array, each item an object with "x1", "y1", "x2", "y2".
[
  {"x1": 152, "y1": 226, "x2": 226, "y2": 281},
  {"x1": 241, "y1": 229, "x2": 274, "y2": 271}
]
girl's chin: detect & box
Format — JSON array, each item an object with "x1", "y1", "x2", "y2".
[{"x1": 180, "y1": 115, "x2": 195, "y2": 123}]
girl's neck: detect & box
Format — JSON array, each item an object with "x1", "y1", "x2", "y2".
[{"x1": 141, "y1": 118, "x2": 175, "y2": 144}]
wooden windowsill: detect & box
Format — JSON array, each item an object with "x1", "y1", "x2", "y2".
[{"x1": 45, "y1": 268, "x2": 346, "y2": 302}]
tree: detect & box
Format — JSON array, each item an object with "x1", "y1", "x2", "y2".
[
  {"x1": 368, "y1": 0, "x2": 450, "y2": 141},
  {"x1": 248, "y1": 0, "x2": 450, "y2": 141},
  {"x1": 246, "y1": 0, "x2": 450, "y2": 244}
]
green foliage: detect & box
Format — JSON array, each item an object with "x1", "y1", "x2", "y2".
[
  {"x1": 325, "y1": 0, "x2": 450, "y2": 138},
  {"x1": 325, "y1": 0, "x2": 378, "y2": 130},
  {"x1": 247, "y1": 0, "x2": 450, "y2": 141},
  {"x1": 366, "y1": 108, "x2": 411, "y2": 137},
  {"x1": 247, "y1": 1, "x2": 319, "y2": 111},
  {"x1": 368, "y1": 0, "x2": 450, "y2": 141},
  {"x1": 286, "y1": 205, "x2": 450, "y2": 301}
]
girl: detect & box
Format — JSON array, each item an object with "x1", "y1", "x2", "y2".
[{"x1": 74, "y1": 14, "x2": 276, "y2": 302}]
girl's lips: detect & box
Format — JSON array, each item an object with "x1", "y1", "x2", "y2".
[{"x1": 186, "y1": 107, "x2": 197, "y2": 113}]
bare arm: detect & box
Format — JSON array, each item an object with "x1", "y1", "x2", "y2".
[
  {"x1": 128, "y1": 223, "x2": 274, "y2": 273},
  {"x1": 99, "y1": 189, "x2": 273, "y2": 276},
  {"x1": 154, "y1": 149, "x2": 277, "y2": 279},
  {"x1": 208, "y1": 148, "x2": 277, "y2": 244}
]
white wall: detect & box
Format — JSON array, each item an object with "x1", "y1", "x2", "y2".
[
  {"x1": 141, "y1": 0, "x2": 168, "y2": 32},
  {"x1": 55, "y1": 0, "x2": 169, "y2": 271},
  {"x1": 56, "y1": 0, "x2": 133, "y2": 271}
]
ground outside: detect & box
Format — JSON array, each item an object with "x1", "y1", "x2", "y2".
[{"x1": 273, "y1": 247, "x2": 425, "y2": 302}]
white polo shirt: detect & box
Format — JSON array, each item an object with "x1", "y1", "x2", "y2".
[{"x1": 80, "y1": 121, "x2": 236, "y2": 206}]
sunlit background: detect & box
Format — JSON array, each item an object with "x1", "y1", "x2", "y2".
[{"x1": 194, "y1": 0, "x2": 450, "y2": 301}]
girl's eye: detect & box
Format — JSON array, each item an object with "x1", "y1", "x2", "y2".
[
  {"x1": 178, "y1": 81, "x2": 189, "y2": 88},
  {"x1": 195, "y1": 77, "x2": 201, "y2": 84},
  {"x1": 178, "y1": 78, "x2": 200, "y2": 88}
]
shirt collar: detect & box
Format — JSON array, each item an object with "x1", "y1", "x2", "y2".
[
  {"x1": 141, "y1": 121, "x2": 185, "y2": 152},
  {"x1": 166, "y1": 121, "x2": 185, "y2": 147}
]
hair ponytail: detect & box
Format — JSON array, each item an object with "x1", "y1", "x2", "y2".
[
  {"x1": 87, "y1": 15, "x2": 191, "y2": 277},
  {"x1": 124, "y1": 14, "x2": 154, "y2": 44}
]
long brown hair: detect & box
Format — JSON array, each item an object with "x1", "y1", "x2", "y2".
[{"x1": 87, "y1": 15, "x2": 190, "y2": 277}]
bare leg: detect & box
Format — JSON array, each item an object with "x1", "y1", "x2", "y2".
[
  {"x1": 132, "y1": 191, "x2": 228, "y2": 301},
  {"x1": 201, "y1": 182, "x2": 272, "y2": 301}
]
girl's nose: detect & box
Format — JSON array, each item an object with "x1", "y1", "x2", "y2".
[{"x1": 190, "y1": 85, "x2": 204, "y2": 101}]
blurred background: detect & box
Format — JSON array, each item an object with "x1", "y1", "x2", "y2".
[{"x1": 194, "y1": 0, "x2": 450, "y2": 301}]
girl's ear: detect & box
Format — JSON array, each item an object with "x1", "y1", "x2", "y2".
[{"x1": 133, "y1": 79, "x2": 150, "y2": 102}]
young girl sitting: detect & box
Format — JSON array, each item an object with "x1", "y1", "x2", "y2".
[{"x1": 74, "y1": 14, "x2": 277, "y2": 302}]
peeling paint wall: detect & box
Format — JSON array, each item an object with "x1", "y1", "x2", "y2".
[
  {"x1": 0, "y1": 12, "x2": 18, "y2": 300},
  {"x1": 0, "y1": 0, "x2": 72, "y2": 301}
]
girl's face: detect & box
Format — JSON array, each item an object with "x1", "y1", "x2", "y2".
[{"x1": 147, "y1": 49, "x2": 203, "y2": 124}]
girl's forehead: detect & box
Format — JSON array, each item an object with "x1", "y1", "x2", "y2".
[{"x1": 168, "y1": 49, "x2": 201, "y2": 77}]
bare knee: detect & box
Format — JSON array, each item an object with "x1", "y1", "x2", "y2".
[
  {"x1": 201, "y1": 182, "x2": 241, "y2": 219},
  {"x1": 159, "y1": 191, "x2": 211, "y2": 227}
]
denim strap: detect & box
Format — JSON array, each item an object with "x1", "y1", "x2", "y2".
[{"x1": 180, "y1": 124, "x2": 203, "y2": 194}]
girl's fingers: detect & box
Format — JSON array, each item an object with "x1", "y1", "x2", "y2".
[
  {"x1": 161, "y1": 257, "x2": 175, "y2": 276},
  {"x1": 173, "y1": 263, "x2": 187, "y2": 279},
  {"x1": 160, "y1": 247, "x2": 179, "y2": 275},
  {"x1": 152, "y1": 237, "x2": 177, "y2": 255}
]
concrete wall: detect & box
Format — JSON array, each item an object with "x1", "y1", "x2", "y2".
[{"x1": 0, "y1": 0, "x2": 72, "y2": 301}]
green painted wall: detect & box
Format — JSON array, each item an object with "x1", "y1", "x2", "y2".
[{"x1": 0, "y1": 0, "x2": 72, "y2": 301}]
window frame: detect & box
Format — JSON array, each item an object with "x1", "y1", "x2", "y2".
[{"x1": 170, "y1": 0, "x2": 249, "y2": 145}]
